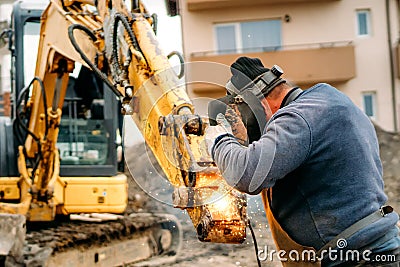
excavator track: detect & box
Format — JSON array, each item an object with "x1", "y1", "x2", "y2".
[{"x1": 5, "y1": 213, "x2": 181, "y2": 267}]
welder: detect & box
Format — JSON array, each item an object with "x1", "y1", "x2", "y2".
[{"x1": 205, "y1": 56, "x2": 400, "y2": 266}]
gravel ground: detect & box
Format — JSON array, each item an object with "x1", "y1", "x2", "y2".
[
  {"x1": 128, "y1": 179, "x2": 280, "y2": 267},
  {"x1": 161, "y1": 197, "x2": 281, "y2": 267},
  {"x1": 376, "y1": 124, "x2": 400, "y2": 213}
]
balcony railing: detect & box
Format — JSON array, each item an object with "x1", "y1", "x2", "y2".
[{"x1": 192, "y1": 41, "x2": 352, "y2": 57}]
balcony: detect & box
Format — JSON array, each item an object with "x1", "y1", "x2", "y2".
[
  {"x1": 187, "y1": 0, "x2": 341, "y2": 11},
  {"x1": 187, "y1": 41, "x2": 355, "y2": 94}
]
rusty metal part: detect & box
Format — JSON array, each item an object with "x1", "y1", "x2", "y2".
[
  {"x1": 173, "y1": 165, "x2": 247, "y2": 244},
  {"x1": 157, "y1": 112, "x2": 248, "y2": 243},
  {"x1": 174, "y1": 185, "x2": 247, "y2": 244},
  {"x1": 159, "y1": 114, "x2": 206, "y2": 136}
]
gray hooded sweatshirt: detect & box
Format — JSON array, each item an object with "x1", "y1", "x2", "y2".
[{"x1": 212, "y1": 83, "x2": 399, "y2": 265}]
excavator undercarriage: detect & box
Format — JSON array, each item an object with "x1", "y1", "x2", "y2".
[{"x1": 1, "y1": 212, "x2": 181, "y2": 267}]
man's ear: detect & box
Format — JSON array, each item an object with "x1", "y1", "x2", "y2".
[{"x1": 260, "y1": 97, "x2": 273, "y2": 121}]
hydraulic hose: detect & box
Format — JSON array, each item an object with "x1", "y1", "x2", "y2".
[
  {"x1": 14, "y1": 77, "x2": 48, "y2": 180},
  {"x1": 248, "y1": 219, "x2": 262, "y2": 267},
  {"x1": 15, "y1": 77, "x2": 48, "y2": 140},
  {"x1": 167, "y1": 51, "x2": 185, "y2": 79},
  {"x1": 112, "y1": 12, "x2": 145, "y2": 72},
  {"x1": 68, "y1": 24, "x2": 123, "y2": 98}
]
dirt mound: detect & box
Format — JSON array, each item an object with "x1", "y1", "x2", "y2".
[{"x1": 375, "y1": 124, "x2": 400, "y2": 212}]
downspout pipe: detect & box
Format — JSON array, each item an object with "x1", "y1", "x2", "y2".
[{"x1": 386, "y1": 0, "x2": 398, "y2": 132}]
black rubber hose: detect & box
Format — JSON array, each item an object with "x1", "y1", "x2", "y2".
[
  {"x1": 167, "y1": 51, "x2": 185, "y2": 79},
  {"x1": 60, "y1": 0, "x2": 67, "y2": 11},
  {"x1": 248, "y1": 219, "x2": 262, "y2": 267},
  {"x1": 14, "y1": 84, "x2": 43, "y2": 178},
  {"x1": 25, "y1": 77, "x2": 47, "y2": 179},
  {"x1": 112, "y1": 12, "x2": 144, "y2": 72},
  {"x1": 13, "y1": 119, "x2": 24, "y2": 149},
  {"x1": 13, "y1": 87, "x2": 29, "y2": 146},
  {"x1": 26, "y1": 77, "x2": 48, "y2": 137},
  {"x1": 68, "y1": 24, "x2": 123, "y2": 98},
  {"x1": 112, "y1": 14, "x2": 123, "y2": 76},
  {"x1": 15, "y1": 86, "x2": 40, "y2": 143}
]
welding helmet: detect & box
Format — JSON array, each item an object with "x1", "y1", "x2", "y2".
[
  {"x1": 226, "y1": 57, "x2": 286, "y2": 99},
  {"x1": 208, "y1": 57, "x2": 285, "y2": 142}
]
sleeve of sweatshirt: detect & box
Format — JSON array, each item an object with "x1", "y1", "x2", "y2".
[{"x1": 212, "y1": 110, "x2": 312, "y2": 195}]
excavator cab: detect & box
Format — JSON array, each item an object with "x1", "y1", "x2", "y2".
[{"x1": 58, "y1": 65, "x2": 121, "y2": 174}]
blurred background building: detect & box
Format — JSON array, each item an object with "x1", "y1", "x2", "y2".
[
  {"x1": 1, "y1": 0, "x2": 399, "y2": 132},
  {"x1": 175, "y1": 0, "x2": 400, "y2": 132},
  {"x1": 0, "y1": 0, "x2": 12, "y2": 116}
]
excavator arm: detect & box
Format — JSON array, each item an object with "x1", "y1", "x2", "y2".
[
  {"x1": 97, "y1": 0, "x2": 247, "y2": 243},
  {"x1": 102, "y1": 0, "x2": 247, "y2": 243}
]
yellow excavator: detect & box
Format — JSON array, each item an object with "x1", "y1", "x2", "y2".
[{"x1": 0, "y1": 0, "x2": 247, "y2": 265}]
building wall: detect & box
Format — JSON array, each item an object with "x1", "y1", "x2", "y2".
[
  {"x1": 340, "y1": 0, "x2": 397, "y2": 132},
  {"x1": 0, "y1": 1, "x2": 13, "y2": 116},
  {"x1": 0, "y1": 1, "x2": 13, "y2": 95},
  {"x1": 179, "y1": 0, "x2": 400, "y2": 131}
]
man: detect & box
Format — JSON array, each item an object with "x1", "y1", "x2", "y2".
[{"x1": 205, "y1": 57, "x2": 400, "y2": 266}]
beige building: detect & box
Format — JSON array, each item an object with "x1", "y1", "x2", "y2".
[
  {"x1": 0, "y1": 0, "x2": 13, "y2": 116},
  {"x1": 176, "y1": 0, "x2": 400, "y2": 132}
]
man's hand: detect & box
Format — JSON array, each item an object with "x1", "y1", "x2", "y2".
[
  {"x1": 225, "y1": 105, "x2": 248, "y2": 146},
  {"x1": 205, "y1": 113, "x2": 232, "y2": 156}
]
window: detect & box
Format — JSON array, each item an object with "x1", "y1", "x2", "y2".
[
  {"x1": 215, "y1": 24, "x2": 237, "y2": 54},
  {"x1": 356, "y1": 10, "x2": 371, "y2": 36},
  {"x1": 362, "y1": 92, "x2": 376, "y2": 118},
  {"x1": 23, "y1": 21, "x2": 41, "y2": 86},
  {"x1": 215, "y1": 19, "x2": 282, "y2": 54}
]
